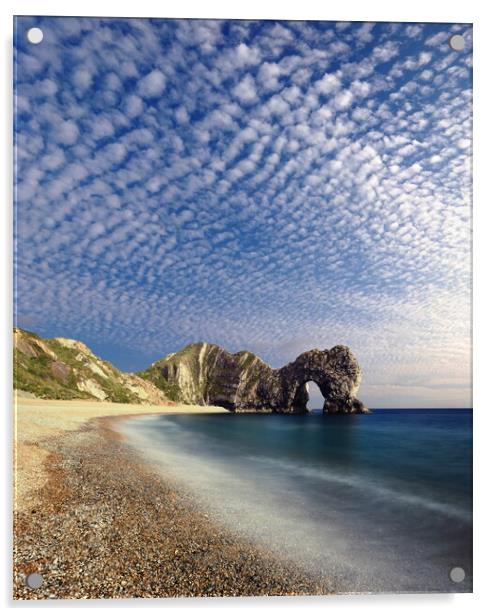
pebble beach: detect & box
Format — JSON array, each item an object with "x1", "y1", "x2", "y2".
[{"x1": 13, "y1": 396, "x2": 331, "y2": 599}]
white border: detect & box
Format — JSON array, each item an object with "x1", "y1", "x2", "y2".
[{"x1": 2, "y1": 1, "x2": 492, "y2": 614}]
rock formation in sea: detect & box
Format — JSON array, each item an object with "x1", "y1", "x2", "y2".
[{"x1": 140, "y1": 342, "x2": 369, "y2": 414}]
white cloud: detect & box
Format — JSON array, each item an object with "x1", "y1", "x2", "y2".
[
  {"x1": 425, "y1": 31, "x2": 449, "y2": 47},
  {"x1": 55, "y1": 120, "x2": 80, "y2": 145},
  {"x1": 355, "y1": 22, "x2": 375, "y2": 43},
  {"x1": 258, "y1": 62, "x2": 281, "y2": 91},
  {"x1": 73, "y1": 68, "x2": 93, "y2": 91},
  {"x1": 235, "y1": 43, "x2": 261, "y2": 66},
  {"x1": 39, "y1": 79, "x2": 58, "y2": 96},
  {"x1": 314, "y1": 73, "x2": 341, "y2": 95},
  {"x1": 418, "y1": 51, "x2": 432, "y2": 65},
  {"x1": 405, "y1": 24, "x2": 424, "y2": 38},
  {"x1": 352, "y1": 107, "x2": 371, "y2": 122},
  {"x1": 138, "y1": 69, "x2": 166, "y2": 98},
  {"x1": 40, "y1": 148, "x2": 66, "y2": 171},
  {"x1": 333, "y1": 90, "x2": 354, "y2": 110},
  {"x1": 373, "y1": 41, "x2": 399, "y2": 63},
  {"x1": 233, "y1": 74, "x2": 257, "y2": 103},
  {"x1": 175, "y1": 106, "x2": 189, "y2": 124},
  {"x1": 350, "y1": 80, "x2": 371, "y2": 98},
  {"x1": 88, "y1": 221, "x2": 106, "y2": 238},
  {"x1": 91, "y1": 117, "x2": 115, "y2": 140},
  {"x1": 124, "y1": 94, "x2": 144, "y2": 118}
]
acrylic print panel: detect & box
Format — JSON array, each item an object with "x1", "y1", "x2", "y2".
[{"x1": 13, "y1": 16, "x2": 472, "y2": 599}]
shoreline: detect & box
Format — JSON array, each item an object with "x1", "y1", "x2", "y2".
[
  {"x1": 13, "y1": 395, "x2": 332, "y2": 599},
  {"x1": 13, "y1": 394, "x2": 229, "y2": 514}
]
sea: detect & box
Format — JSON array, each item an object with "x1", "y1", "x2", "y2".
[{"x1": 119, "y1": 408, "x2": 473, "y2": 594}]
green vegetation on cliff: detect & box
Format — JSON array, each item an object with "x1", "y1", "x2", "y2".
[
  {"x1": 14, "y1": 346, "x2": 91, "y2": 400},
  {"x1": 13, "y1": 328, "x2": 170, "y2": 405},
  {"x1": 136, "y1": 366, "x2": 183, "y2": 402}
]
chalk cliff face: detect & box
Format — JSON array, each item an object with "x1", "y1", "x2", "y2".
[{"x1": 141, "y1": 342, "x2": 369, "y2": 414}]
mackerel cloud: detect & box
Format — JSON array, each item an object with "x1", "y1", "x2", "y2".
[{"x1": 14, "y1": 18, "x2": 472, "y2": 406}]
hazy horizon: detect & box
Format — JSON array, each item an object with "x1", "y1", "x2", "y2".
[{"x1": 14, "y1": 17, "x2": 472, "y2": 408}]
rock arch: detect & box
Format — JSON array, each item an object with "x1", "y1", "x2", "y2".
[
  {"x1": 274, "y1": 346, "x2": 369, "y2": 414},
  {"x1": 149, "y1": 342, "x2": 369, "y2": 414}
]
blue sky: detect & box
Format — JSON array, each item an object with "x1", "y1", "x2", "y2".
[{"x1": 14, "y1": 17, "x2": 472, "y2": 407}]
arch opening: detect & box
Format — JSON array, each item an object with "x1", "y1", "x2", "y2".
[
  {"x1": 306, "y1": 381, "x2": 324, "y2": 412},
  {"x1": 292, "y1": 380, "x2": 325, "y2": 413}
]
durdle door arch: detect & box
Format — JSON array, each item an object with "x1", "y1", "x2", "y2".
[
  {"x1": 275, "y1": 348, "x2": 369, "y2": 415},
  {"x1": 151, "y1": 342, "x2": 370, "y2": 414}
]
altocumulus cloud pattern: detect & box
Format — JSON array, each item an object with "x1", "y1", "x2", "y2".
[{"x1": 14, "y1": 18, "x2": 472, "y2": 407}]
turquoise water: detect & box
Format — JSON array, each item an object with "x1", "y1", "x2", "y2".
[{"x1": 121, "y1": 409, "x2": 472, "y2": 593}]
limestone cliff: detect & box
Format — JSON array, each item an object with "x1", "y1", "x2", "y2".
[
  {"x1": 141, "y1": 342, "x2": 369, "y2": 414},
  {"x1": 14, "y1": 328, "x2": 368, "y2": 413}
]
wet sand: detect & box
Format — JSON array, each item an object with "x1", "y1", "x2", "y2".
[{"x1": 13, "y1": 395, "x2": 331, "y2": 599}]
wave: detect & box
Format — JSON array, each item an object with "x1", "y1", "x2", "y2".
[
  {"x1": 124, "y1": 416, "x2": 471, "y2": 523},
  {"x1": 247, "y1": 454, "x2": 472, "y2": 522},
  {"x1": 118, "y1": 415, "x2": 473, "y2": 592}
]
